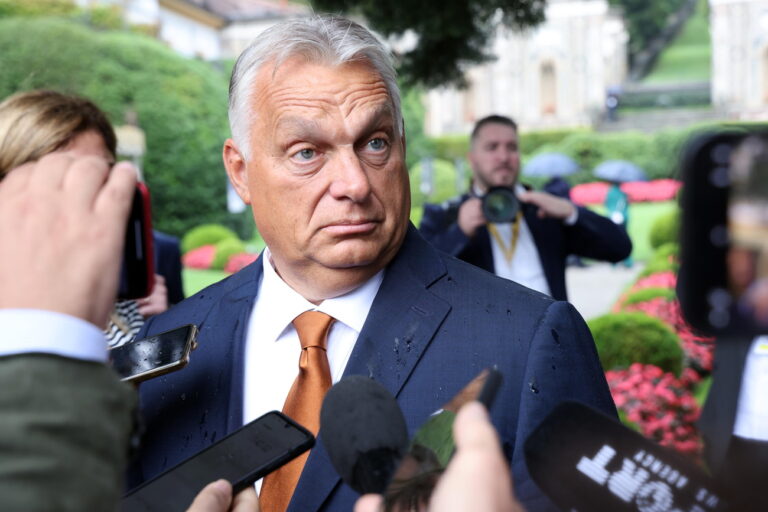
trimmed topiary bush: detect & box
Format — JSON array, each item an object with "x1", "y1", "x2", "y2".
[
  {"x1": 211, "y1": 237, "x2": 246, "y2": 270},
  {"x1": 622, "y1": 287, "x2": 677, "y2": 306},
  {"x1": 182, "y1": 224, "x2": 239, "y2": 254},
  {"x1": 649, "y1": 210, "x2": 680, "y2": 249},
  {"x1": 637, "y1": 257, "x2": 679, "y2": 279},
  {"x1": 588, "y1": 312, "x2": 684, "y2": 375},
  {"x1": 649, "y1": 242, "x2": 679, "y2": 265}
]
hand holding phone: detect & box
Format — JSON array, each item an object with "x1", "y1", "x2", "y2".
[{"x1": 122, "y1": 411, "x2": 314, "y2": 512}]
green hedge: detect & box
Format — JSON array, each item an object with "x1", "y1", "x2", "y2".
[
  {"x1": 649, "y1": 242, "x2": 679, "y2": 265},
  {"x1": 182, "y1": 224, "x2": 239, "y2": 253},
  {"x1": 649, "y1": 210, "x2": 680, "y2": 249},
  {"x1": 211, "y1": 238, "x2": 246, "y2": 270},
  {"x1": 588, "y1": 312, "x2": 684, "y2": 375},
  {"x1": 622, "y1": 287, "x2": 677, "y2": 306},
  {"x1": 409, "y1": 158, "x2": 463, "y2": 208},
  {"x1": 637, "y1": 258, "x2": 679, "y2": 279},
  {"x1": 0, "y1": 17, "x2": 231, "y2": 237}
]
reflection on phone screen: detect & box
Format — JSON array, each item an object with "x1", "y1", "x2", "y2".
[{"x1": 109, "y1": 325, "x2": 195, "y2": 381}]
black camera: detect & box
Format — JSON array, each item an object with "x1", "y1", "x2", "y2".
[{"x1": 481, "y1": 186, "x2": 520, "y2": 223}]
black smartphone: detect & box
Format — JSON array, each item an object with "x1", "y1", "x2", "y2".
[
  {"x1": 109, "y1": 324, "x2": 198, "y2": 382},
  {"x1": 121, "y1": 411, "x2": 315, "y2": 512},
  {"x1": 678, "y1": 128, "x2": 768, "y2": 335},
  {"x1": 119, "y1": 182, "x2": 155, "y2": 300}
]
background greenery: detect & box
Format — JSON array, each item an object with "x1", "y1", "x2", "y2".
[
  {"x1": 643, "y1": 0, "x2": 711, "y2": 84},
  {"x1": 0, "y1": 16, "x2": 233, "y2": 237}
]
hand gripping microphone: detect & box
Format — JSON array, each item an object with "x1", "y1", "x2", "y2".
[
  {"x1": 524, "y1": 401, "x2": 728, "y2": 512},
  {"x1": 320, "y1": 375, "x2": 409, "y2": 494}
]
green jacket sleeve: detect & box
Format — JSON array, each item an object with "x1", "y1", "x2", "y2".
[{"x1": 0, "y1": 354, "x2": 136, "y2": 511}]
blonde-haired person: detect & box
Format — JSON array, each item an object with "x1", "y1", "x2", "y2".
[{"x1": 0, "y1": 89, "x2": 168, "y2": 347}]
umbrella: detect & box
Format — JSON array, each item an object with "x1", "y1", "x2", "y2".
[
  {"x1": 593, "y1": 160, "x2": 648, "y2": 183},
  {"x1": 522, "y1": 153, "x2": 579, "y2": 177}
]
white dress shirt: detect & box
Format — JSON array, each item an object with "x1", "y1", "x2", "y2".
[
  {"x1": 0, "y1": 309, "x2": 107, "y2": 361},
  {"x1": 242, "y1": 247, "x2": 384, "y2": 426},
  {"x1": 734, "y1": 336, "x2": 768, "y2": 441}
]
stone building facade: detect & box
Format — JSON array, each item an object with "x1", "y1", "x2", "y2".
[
  {"x1": 424, "y1": 0, "x2": 628, "y2": 136},
  {"x1": 710, "y1": 0, "x2": 768, "y2": 120}
]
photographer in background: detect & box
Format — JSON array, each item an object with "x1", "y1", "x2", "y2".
[{"x1": 419, "y1": 114, "x2": 632, "y2": 301}]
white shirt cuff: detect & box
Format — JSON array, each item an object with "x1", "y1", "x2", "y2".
[
  {"x1": 564, "y1": 205, "x2": 579, "y2": 226},
  {"x1": 0, "y1": 309, "x2": 107, "y2": 363}
]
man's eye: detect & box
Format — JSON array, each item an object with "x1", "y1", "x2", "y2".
[
  {"x1": 295, "y1": 148, "x2": 315, "y2": 161},
  {"x1": 368, "y1": 138, "x2": 387, "y2": 151}
]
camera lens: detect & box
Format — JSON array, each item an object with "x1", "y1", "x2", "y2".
[{"x1": 482, "y1": 187, "x2": 519, "y2": 223}]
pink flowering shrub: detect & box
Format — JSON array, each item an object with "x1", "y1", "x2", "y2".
[
  {"x1": 182, "y1": 244, "x2": 216, "y2": 270},
  {"x1": 606, "y1": 363, "x2": 702, "y2": 457},
  {"x1": 224, "y1": 252, "x2": 259, "y2": 274}
]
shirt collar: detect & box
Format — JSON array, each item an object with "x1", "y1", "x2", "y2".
[{"x1": 259, "y1": 247, "x2": 384, "y2": 341}]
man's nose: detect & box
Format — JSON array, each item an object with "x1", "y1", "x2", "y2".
[
  {"x1": 495, "y1": 147, "x2": 513, "y2": 163},
  {"x1": 327, "y1": 149, "x2": 372, "y2": 202}
]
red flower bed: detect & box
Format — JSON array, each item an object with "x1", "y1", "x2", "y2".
[
  {"x1": 606, "y1": 363, "x2": 703, "y2": 457},
  {"x1": 182, "y1": 245, "x2": 216, "y2": 270},
  {"x1": 224, "y1": 252, "x2": 259, "y2": 273},
  {"x1": 571, "y1": 179, "x2": 682, "y2": 205},
  {"x1": 632, "y1": 271, "x2": 677, "y2": 291}
]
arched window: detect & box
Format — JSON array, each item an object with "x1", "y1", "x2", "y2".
[{"x1": 540, "y1": 61, "x2": 557, "y2": 115}]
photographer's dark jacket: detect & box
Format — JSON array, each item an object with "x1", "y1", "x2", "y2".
[{"x1": 419, "y1": 192, "x2": 632, "y2": 301}]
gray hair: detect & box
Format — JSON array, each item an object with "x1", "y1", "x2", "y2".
[{"x1": 228, "y1": 15, "x2": 402, "y2": 160}]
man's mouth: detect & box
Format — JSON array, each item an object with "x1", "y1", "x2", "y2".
[{"x1": 321, "y1": 220, "x2": 379, "y2": 236}]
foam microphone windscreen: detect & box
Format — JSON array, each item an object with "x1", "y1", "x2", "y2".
[
  {"x1": 320, "y1": 375, "x2": 409, "y2": 494},
  {"x1": 524, "y1": 401, "x2": 728, "y2": 512}
]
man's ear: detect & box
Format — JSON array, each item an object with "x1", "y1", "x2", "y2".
[{"x1": 223, "y1": 139, "x2": 251, "y2": 205}]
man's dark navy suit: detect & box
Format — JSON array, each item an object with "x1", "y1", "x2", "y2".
[
  {"x1": 131, "y1": 226, "x2": 616, "y2": 511},
  {"x1": 419, "y1": 194, "x2": 633, "y2": 301}
]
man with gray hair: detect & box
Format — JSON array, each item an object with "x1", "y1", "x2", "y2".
[{"x1": 133, "y1": 15, "x2": 615, "y2": 512}]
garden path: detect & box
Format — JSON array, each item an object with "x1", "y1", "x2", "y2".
[{"x1": 566, "y1": 262, "x2": 643, "y2": 321}]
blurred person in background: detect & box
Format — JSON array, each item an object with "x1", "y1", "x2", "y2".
[
  {"x1": 419, "y1": 114, "x2": 632, "y2": 301},
  {"x1": 0, "y1": 89, "x2": 170, "y2": 347}
]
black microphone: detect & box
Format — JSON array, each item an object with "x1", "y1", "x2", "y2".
[
  {"x1": 320, "y1": 376, "x2": 409, "y2": 494},
  {"x1": 524, "y1": 401, "x2": 728, "y2": 512}
]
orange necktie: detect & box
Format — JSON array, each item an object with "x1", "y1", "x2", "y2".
[{"x1": 259, "y1": 311, "x2": 335, "y2": 512}]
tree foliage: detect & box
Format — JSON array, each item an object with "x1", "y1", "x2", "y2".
[
  {"x1": 0, "y1": 17, "x2": 231, "y2": 236},
  {"x1": 311, "y1": 0, "x2": 546, "y2": 88}
]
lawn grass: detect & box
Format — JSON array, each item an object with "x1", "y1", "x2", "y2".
[
  {"x1": 643, "y1": 0, "x2": 711, "y2": 84},
  {"x1": 183, "y1": 268, "x2": 228, "y2": 296},
  {"x1": 592, "y1": 200, "x2": 677, "y2": 262}
]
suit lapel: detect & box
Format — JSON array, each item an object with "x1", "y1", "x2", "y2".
[
  {"x1": 288, "y1": 226, "x2": 451, "y2": 511},
  {"x1": 206, "y1": 259, "x2": 263, "y2": 434}
]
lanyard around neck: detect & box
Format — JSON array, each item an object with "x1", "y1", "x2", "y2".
[{"x1": 486, "y1": 211, "x2": 523, "y2": 263}]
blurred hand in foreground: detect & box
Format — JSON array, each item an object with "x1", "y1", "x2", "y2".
[
  {"x1": 0, "y1": 153, "x2": 136, "y2": 327},
  {"x1": 355, "y1": 401, "x2": 525, "y2": 512}
]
